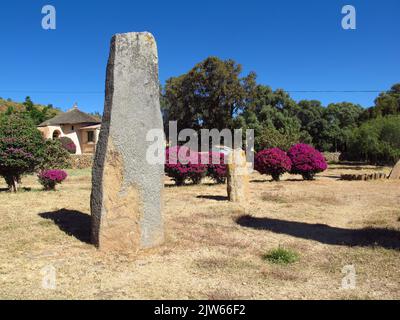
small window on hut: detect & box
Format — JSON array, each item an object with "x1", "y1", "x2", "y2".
[{"x1": 87, "y1": 131, "x2": 94, "y2": 143}]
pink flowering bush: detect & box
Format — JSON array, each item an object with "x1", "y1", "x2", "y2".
[
  {"x1": 38, "y1": 169, "x2": 68, "y2": 191},
  {"x1": 165, "y1": 146, "x2": 207, "y2": 186},
  {"x1": 287, "y1": 143, "x2": 328, "y2": 180},
  {"x1": 255, "y1": 148, "x2": 292, "y2": 181},
  {"x1": 0, "y1": 113, "x2": 45, "y2": 192},
  {"x1": 207, "y1": 152, "x2": 227, "y2": 184}
]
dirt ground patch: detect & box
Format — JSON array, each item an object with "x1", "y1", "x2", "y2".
[{"x1": 0, "y1": 165, "x2": 399, "y2": 299}]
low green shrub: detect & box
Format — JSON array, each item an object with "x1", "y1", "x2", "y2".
[
  {"x1": 40, "y1": 139, "x2": 71, "y2": 170},
  {"x1": 263, "y1": 247, "x2": 299, "y2": 265}
]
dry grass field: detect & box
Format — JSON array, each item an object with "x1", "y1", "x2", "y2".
[{"x1": 0, "y1": 164, "x2": 399, "y2": 300}]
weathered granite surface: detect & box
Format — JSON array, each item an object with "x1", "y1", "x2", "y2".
[
  {"x1": 91, "y1": 32, "x2": 164, "y2": 251},
  {"x1": 388, "y1": 160, "x2": 400, "y2": 180},
  {"x1": 227, "y1": 149, "x2": 249, "y2": 204}
]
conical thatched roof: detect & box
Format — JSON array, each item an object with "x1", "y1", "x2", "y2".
[{"x1": 38, "y1": 105, "x2": 101, "y2": 127}]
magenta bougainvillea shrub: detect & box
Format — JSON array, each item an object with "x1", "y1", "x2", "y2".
[
  {"x1": 207, "y1": 152, "x2": 227, "y2": 184},
  {"x1": 165, "y1": 146, "x2": 207, "y2": 186},
  {"x1": 287, "y1": 143, "x2": 328, "y2": 180},
  {"x1": 186, "y1": 153, "x2": 208, "y2": 184},
  {"x1": 59, "y1": 137, "x2": 76, "y2": 154},
  {"x1": 38, "y1": 169, "x2": 68, "y2": 191},
  {"x1": 254, "y1": 148, "x2": 292, "y2": 181}
]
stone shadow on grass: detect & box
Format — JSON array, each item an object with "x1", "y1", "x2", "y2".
[
  {"x1": 317, "y1": 175, "x2": 342, "y2": 179},
  {"x1": 197, "y1": 195, "x2": 229, "y2": 201},
  {"x1": 236, "y1": 215, "x2": 400, "y2": 250},
  {"x1": 39, "y1": 209, "x2": 91, "y2": 244},
  {"x1": 250, "y1": 179, "x2": 270, "y2": 183}
]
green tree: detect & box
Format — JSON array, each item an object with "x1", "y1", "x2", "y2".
[
  {"x1": 5, "y1": 106, "x2": 15, "y2": 115},
  {"x1": 0, "y1": 113, "x2": 45, "y2": 192},
  {"x1": 235, "y1": 105, "x2": 311, "y2": 151},
  {"x1": 360, "y1": 84, "x2": 400, "y2": 121},
  {"x1": 246, "y1": 85, "x2": 297, "y2": 114},
  {"x1": 373, "y1": 84, "x2": 400, "y2": 117},
  {"x1": 164, "y1": 56, "x2": 256, "y2": 133},
  {"x1": 322, "y1": 102, "x2": 363, "y2": 152},
  {"x1": 345, "y1": 115, "x2": 400, "y2": 164},
  {"x1": 22, "y1": 96, "x2": 58, "y2": 125},
  {"x1": 234, "y1": 86, "x2": 312, "y2": 151},
  {"x1": 89, "y1": 111, "x2": 102, "y2": 120},
  {"x1": 255, "y1": 124, "x2": 304, "y2": 151},
  {"x1": 292, "y1": 100, "x2": 328, "y2": 149}
]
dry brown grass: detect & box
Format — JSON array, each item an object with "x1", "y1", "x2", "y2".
[{"x1": 0, "y1": 165, "x2": 399, "y2": 300}]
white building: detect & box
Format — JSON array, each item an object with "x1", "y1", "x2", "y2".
[{"x1": 37, "y1": 104, "x2": 101, "y2": 155}]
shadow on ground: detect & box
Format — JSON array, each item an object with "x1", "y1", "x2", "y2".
[
  {"x1": 197, "y1": 195, "x2": 229, "y2": 201},
  {"x1": 236, "y1": 215, "x2": 400, "y2": 250},
  {"x1": 39, "y1": 209, "x2": 91, "y2": 244},
  {"x1": 333, "y1": 166, "x2": 385, "y2": 170},
  {"x1": 317, "y1": 175, "x2": 342, "y2": 180},
  {"x1": 0, "y1": 187, "x2": 38, "y2": 193},
  {"x1": 250, "y1": 179, "x2": 270, "y2": 183}
]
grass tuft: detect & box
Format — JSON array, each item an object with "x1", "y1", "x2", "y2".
[{"x1": 263, "y1": 247, "x2": 299, "y2": 265}]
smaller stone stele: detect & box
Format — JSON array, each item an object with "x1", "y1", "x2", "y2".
[
  {"x1": 388, "y1": 160, "x2": 400, "y2": 180},
  {"x1": 227, "y1": 149, "x2": 249, "y2": 203}
]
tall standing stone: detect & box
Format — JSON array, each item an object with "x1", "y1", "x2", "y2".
[
  {"x1": 91, "y1": 32, "x2": 164, "y2": 252},
  {"x1": 388, "y1": 160, "x2": 400, "y2": 180},
  {"x1": 227, "y1": 149, "x2": 249, "y2": 204}
]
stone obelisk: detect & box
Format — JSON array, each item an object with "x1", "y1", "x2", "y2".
[
  {"x1": 91, "y1": 32, "x2": 164, "y2": 252},
  {"x1": 388, "y1": 160, "x2": 400, "y2": 180},
  {"x1": 227, "y1": 149, "x2": 249, "y2": 204}
]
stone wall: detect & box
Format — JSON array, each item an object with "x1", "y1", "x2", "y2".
[
  {"x1": 68, "y1": 154, "x2": 94, "y2": 169},
  {"x1": 341, "y1": 172, "x2": 387, "y2": 181}
]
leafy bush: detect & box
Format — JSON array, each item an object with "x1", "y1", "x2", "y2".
[
  {"x1": 38, "y1": 169, "x2": 67, "y2": 191},
  {"x1": 343, "y1": 115, "x2": 400, "y2": 165},
  {"x1": 59, "y1": 136, "x2": 76, "y2": 154},
  {"x1": 207, "y1": 152, "x2": 227, "y2": 184},
  {"x1": 263, "y1": 247, "x2": 299, "y2": 265},
  {"x1": 0, "y1": 113, "x2": 45, "y2": 192},
  {"x1": 254, "y1": 148, "x2": 292, "y2": 181},
  {"x1": 40, "y1": 139, "x2": 71, "y2": 170},
  {"x1": 288, "y1": 143, "x2": 327, "y2": 180},
  {"x1": 165, "y1": 146, "x2": 207, "y2": 186},
  {"x1": 255, "y1": 124, "x2": 310, "y2": 152}
]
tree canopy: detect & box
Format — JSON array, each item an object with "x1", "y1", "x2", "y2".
[
  {"x1": 162, "y1": 56, "x2": 399, "y2": 163},
  {"x1": 163, "y1": 56, "x2": 256, "y2": 133},
  {"x1": 360, "y1": 84, "x2": 400, "y2": 121}
]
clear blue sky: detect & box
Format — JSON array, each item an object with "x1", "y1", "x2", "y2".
[{"x1": 0, "y1": 0, "x2": 399, "y2": 113}]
